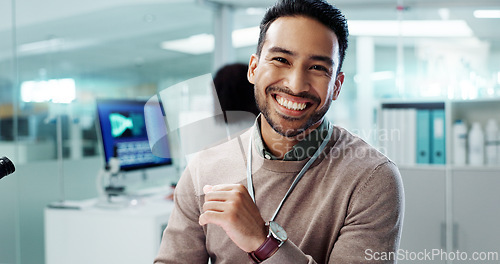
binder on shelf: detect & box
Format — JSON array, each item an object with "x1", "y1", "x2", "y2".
[
  {"x1": 430, "y1": 109, "x2": 446, "y2": 164},
  {"x1": 397, "y1": 108, "x2": 409, "y2": 165},
  {"x1": 388, "y1": 108, "x2": 398, "y2": 162},
  {"x1": 405, "y1": 108, "x2": 417, "y2": 165},
  {"x1": 416, "y1": 110, "x2": 431, "y2": 164},
  {"x1": 394, "y1": 108, "x2": 405, "y2": 164},
  {"x1": 380, "y1": 109, "x2": 391, "y2": 157}
]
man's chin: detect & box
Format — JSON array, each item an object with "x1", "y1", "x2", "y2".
[
  {"x1": 267, "y1": 116, "x2": 311, "y2": 138},
  {"x1": 280, "y1": 129, "x2": 307, "y2": 138}
]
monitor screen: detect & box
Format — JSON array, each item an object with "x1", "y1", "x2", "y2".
[{"x1": 96, "y1": 99, "x2": 172, "y2": 171}]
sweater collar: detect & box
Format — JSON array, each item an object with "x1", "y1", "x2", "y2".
[{"x1": 253, "y1": 115, "x2": 331, "y2": 161}]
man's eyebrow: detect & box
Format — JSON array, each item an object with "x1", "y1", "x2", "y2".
[
  {"x1": 268, "y1": 46, "x2": 295, "y2": 56},
  {"x1": 310, "y1": 55, "x2": 334, "y2": 67}
]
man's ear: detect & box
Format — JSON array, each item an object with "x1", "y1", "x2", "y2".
[
  {"x1": 332, "y1": 72, "x2": 345, "y2": 101},
  {"x1": 247, "y1": 54, "x2": 259, "y2": 84}
]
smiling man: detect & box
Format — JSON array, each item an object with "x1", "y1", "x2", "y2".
[{"x1": 155, "y1": 0, "x2": 404, "y2": 263}]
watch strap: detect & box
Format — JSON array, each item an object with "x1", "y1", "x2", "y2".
[{"x1": 248, "y1": 235, "x2": 281, "y2": 263}]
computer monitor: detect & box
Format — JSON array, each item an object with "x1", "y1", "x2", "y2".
[{"x1": 96, "y1": 99, "x2": 172, "y2": 171}]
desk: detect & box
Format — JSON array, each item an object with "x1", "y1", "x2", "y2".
[{"x1": 44, "y1": 196, "x2": 174, "y2": 264}]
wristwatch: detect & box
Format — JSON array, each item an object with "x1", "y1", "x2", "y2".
[{"x1": 248, "y1": 221, "x2": 288, "y2": 263}]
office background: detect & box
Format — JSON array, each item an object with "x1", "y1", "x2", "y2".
[{"x1": 1, "y1": 0, "x2": 500, "y2": 263}]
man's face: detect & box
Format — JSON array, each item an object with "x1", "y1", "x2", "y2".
[{"x1": 248, "y1": 16, "x2": 344, "y2": 138}]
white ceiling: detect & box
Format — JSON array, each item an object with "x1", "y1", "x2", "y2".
[{"x1": 0, "y1": 0, "x2": 499, "y2": 83}]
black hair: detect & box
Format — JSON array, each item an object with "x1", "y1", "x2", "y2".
[
  {"x1": 256, "y1": 0, "x2": 349, "y2": 75},
  {"x1": 213, "y1": 63, "x2": 260, "y2": 116}
]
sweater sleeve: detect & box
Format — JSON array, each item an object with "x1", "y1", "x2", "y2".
[
  {"x1": 329, "y1": 161, "x2": 404, "y2": 263},
  {"x1": 154, "y1": 166, "x2": 209, "y2": 264}
]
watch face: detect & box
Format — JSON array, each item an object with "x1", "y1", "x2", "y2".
[{"x1": 269, "y1": 221, "x2": 288, "y2": 241}]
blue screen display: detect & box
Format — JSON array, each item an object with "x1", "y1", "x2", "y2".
[{"x1": 96, "y1": 99, "x2": 172, "y2": 171}]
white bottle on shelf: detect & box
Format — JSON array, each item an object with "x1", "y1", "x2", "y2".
[
  {"x1": 468, "y1": 122, "x2": 485, "y2": 166},
  {"x1": 485, "y1": 119, "x2": 498, "y2": 165},
  {"x1": 453, "y1": 120, "x2": 467, "y2": 165}
]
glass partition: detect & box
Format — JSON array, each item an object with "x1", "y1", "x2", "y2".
[
  {"x1": 0, "y1": 1, "x2": 19, "y2": 263},
  {"x1": 1, "y1": 0, "x2": 215, "y2": 263},
  {"x1": 1, "y1": 0, "x2": 215, "y2": 165}
]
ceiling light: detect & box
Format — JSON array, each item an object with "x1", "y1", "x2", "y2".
[
  {"x1": 160, "y1": 34, "x2": 214, "y2": 55},
  {"x1": 348, "y1": 20, "x2": 473, "y2": 37},
  {"x1": 245, "y1": 8, "x2": 266, "y2": 15},
  {"x1": 232, "y1": 26, "x2": 259, "y2": 48},
  {"x1": 18, "y1": 38, "x2": 64, "y2": 53},
  {"x1": 160, "y1": 26, "x2": 259, "y2": 55},
  {"x1": 473, "y1": 10, "x2": 500, "y2": 18}
]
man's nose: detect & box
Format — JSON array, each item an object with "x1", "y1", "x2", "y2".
[{"x1": 282, "y1": 68, "x2": 309, "y2": 94}]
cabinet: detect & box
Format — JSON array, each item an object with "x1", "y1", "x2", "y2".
[
  {"x1": 398, "y1": 166, "x2": 446, "y2": 264},
  {"x1": 377, "y1": 99, "x2": 500, "y2": 263},
  {"x1": 44, "y1": 196, "x2": 174, "y2": 264},
  {"x1": 451, "y1": 167, "x2": 500, "y2": 263}
]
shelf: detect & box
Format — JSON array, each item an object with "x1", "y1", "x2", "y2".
[
  {"x1": 377, "y1": 98, "x2": 500, "y2": 166},
  {"x1": 398, "y1": 164, "x2": 500, "y2": 172},
  {"x1": 398, "y1": 164, "x2": 446, "y2": 171},
  {"x1": 449, "y1": 165, "x2": 500, "y2": 172}
]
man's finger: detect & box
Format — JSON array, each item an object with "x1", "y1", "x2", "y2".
[
  {"x1": 199, "y1": 210, "x2": 226, "y2": 226},
  {"x1": 207, "y1": 184, "x2": 247, "y2": 192},
  {"x1": 204, "y1": 188, "x2": 252, "y2": 204},
  {"x1": 204, "y1": 191, "x2": 228, "y2": 202},
  {"x1": 203, "y1": 185, "x2": 213, "y2": 194},
  {"x1": 202, "y1": 201, "x2": 226, "y2": 213}
]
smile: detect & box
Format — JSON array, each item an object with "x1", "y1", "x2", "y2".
[{"x1": 275, "y1": 95, "x2": 308, "y2": 111}]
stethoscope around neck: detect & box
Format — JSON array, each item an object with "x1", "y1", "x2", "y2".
[{"x1": 246, "y1": 120, "x2": 333, "y2": 222}]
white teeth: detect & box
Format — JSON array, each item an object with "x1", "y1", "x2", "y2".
[{"x1": 276, "y1": 96, "x2": 307, "y2": 111}]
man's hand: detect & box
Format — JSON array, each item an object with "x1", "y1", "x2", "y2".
[{"x1": 199, "y1": 184, "x2": 267, "y2": 252}]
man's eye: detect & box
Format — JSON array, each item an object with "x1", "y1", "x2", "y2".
[
  {"x1": 311, "y1": 65, "x2": 328, "y2": 72},
  {"x1": 273, "y1": 57, "x2": 289, "y2": 64}
]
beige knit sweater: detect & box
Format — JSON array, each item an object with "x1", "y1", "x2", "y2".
[{"x1": 155, "y1": 125, "x2": 404, "y2": 264}]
